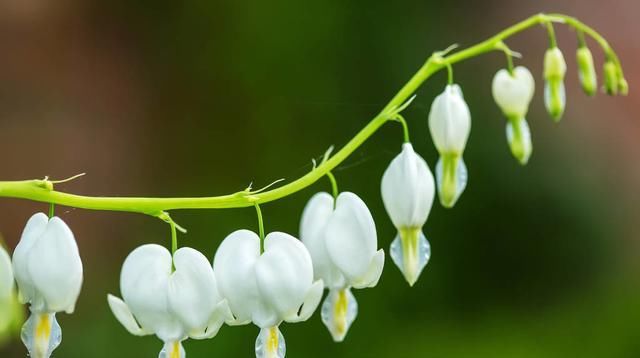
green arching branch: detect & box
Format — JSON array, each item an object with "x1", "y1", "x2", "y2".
[{"x1": 0, "y1": 13, "x2": 623, "y2": 218}]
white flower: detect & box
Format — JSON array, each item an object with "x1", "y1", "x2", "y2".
[
  {"x1": 543, "y1": 47, "x2": 567, "y2": 121},
  {"x1": 0, "y1": 244, "x2": 17, "y2": 334},
  {"x1": 492, "y1": 66, "x2": 535, "y2": 165},
  {"x1": 428, "y1": 84, "x2": 471, "y2": 208},
  {"x1": 300, "y1": 191, "x2": 384, "y2": 341},
  {"x1": 12, "y1": 213, "x2": 83, "y2": 358},
  {"x1": 0, "y1": 245, "x2": 24, "y2": 343},
  {"x1": 108, "y1": 244, "x2": 231, "y2": 358},
  {"x1": 214, "y1": 230, "x2": 323, "y2": 358},
  {"x1": 0, "y1": 245, "x2": 13, "y2": 305},
  {"x1": 492, "y1": 66, "x2": 535, "y2": 120},
  {"x1": 381, "y1": 143, "x2": 435, "y2": 286}
]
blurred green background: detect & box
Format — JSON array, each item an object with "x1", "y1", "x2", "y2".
[{"x1": 0, "y1": 0, "x2": 639, "y2": 356}]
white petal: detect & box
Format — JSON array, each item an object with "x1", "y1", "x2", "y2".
[
  {"x1": 0, "y1": 245, "x2": 14, "y2": 302},
  {"x1": 190, "y1": 299, "x2": 234, "y2": 339},
  {"x1": 168, "y1": 247, "x2": 220, "y2": 338},
  {"x1": 26, "y1": 216, "x2": 83, "y2": 313},
  {"x1": 107, "y1": 294, "x2": 149, "y2": 336},
  {"x1": 285, "y1": 279, "x2": 324, "y2": 323},
  {"x1": 352, "y1": 249, "x2": 384, "y2": 289},
  {"x1": 492, "y1": 66, "x2": 535, "y2": 119},
  {"x1": 428, "y1": 84, "x2": 471, "y2": 153},
  {"x1": 12, "y1": 212, "x2": 48, "y2": 305},
  {"x1": 324, "y1": 192, "x2": 378, "y2": 284},
  {"x1": 255, "y1": 232, "x2": 313, "y2": 324},
  {"x1": 213, "y1": 230, "x2": 261, "y2": 325},
  {"x1": 300, "y1": 192, "x2": 345, "y2": 288},
  {"x1": 120, "y1": 244, "x2": 181, "y2": 341},
  {"x1": 381, "y1": 143, "x2": 435, "y2": 229}
]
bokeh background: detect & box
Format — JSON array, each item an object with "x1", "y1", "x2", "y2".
[{"x1": 0, "y1": 0, "x2": 638, "y2": 356}]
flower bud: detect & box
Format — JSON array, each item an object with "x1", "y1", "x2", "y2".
[
  {"x1": 618, "y1": 67, "x2": 629, "y2": 96},
  {"x1": 603, "y1": 61, "x2": 619, "y2": 95},
  {"x1": 618, "y1": 76, "x2": 629, "y2": 96},
  {"x1": 543, "y1": 47, "x2": 567, "y2": 121},
  {"x1": 544, "y1": 47, "x2": 567, "y2": 121},
  {"x1": 381, "y1": 143, "x2": 435, "y2": 285},
  {"x1": 428, "y1": 84, "x2": 471, "y2": 208},
  {"x1": 576, "y1": 47, "x2": 597, "y2": 96},
  {"x1": 492, "y1": 66, "x2": 534, "y2": 165}
]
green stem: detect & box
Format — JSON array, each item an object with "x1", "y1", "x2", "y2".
[
  {"x1": 545, "y1": 20, "x2": 558, "y2": 47},
  {"x1": 255, "y1": 203, "x2": 265, "y2": 251},
  {"x1": 170, "y1": 221, "x2": 178, "y2": 255},
  {"x1": 577, "y1": 30, "x2": 587, "y2": 48},
  {"x1": 393, "y1": 114, "x2": 411, "y2": 143},
  {"x1": 446, "y1": 63, "x2": 454, "y2": 85},
  {"x1": 0, "y1": 13, "x2": 621, "y2": 218},
  {"x1": 48, "y1": 203, "x2": 55, "y2": 219},
  {"x1": 496, "y1": 42, "x2": 515, "y2": 74},
  {"x1": 326, "y1": 172, "x2": 339, "y2": 200}
]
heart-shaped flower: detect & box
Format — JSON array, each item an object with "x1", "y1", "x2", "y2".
[
  {"x1": 492, "y1": 66, "x2": 535, "y2": 164},
  {"x1": 12, "y1": 213, "x2": 83, "y2": 358},
  {"x1": 108, "y1": 244, "x2": 231, "y2": 358},
  {"x1": 300, "y1": 191, "x2": 384, "y2": 341},
  {"x1": 214, "y1": 230, "x2": 323, "y2": 358}
]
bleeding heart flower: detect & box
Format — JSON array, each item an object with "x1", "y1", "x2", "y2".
[
  {"x1": 108, "y1": 244, "x2": 231, "y2": 358},
  {"x1": 381, "y1": 143, "x2": 435, "y2": 286},
  {"x1": 12, "y1": 213, "x2": 83, "y2": 358},
  {"x1": 214, "y1": 230, "x2": 323, "y2": 358},
  {"x1": 300, "y1": 191, "x2": 384, "y2": 341}
]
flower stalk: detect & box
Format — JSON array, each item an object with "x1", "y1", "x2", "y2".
[{"x1": 0, "y1": 13, "x2": 624, "y2": 217}]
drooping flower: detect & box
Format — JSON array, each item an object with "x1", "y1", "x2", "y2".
[
  {"x1": 381, "y1": 143, "x2": 435, "y2": 286},
  {"x1": 12, "y1": 213, "x2": 83, "y2": 358},
  {"x1": 0, "y1": 245, "x2": 13, "y2": 307},
  {"x1": 214, "y1": 230, "x2": 323, "y2": 358},
  {"x1": 492, "y1": 66, "x2": 535, "y2": 165},
  {"x1": 108, "y1": 244, "x2": 231, "y2": 358},
  {"x1": 543, "y1": 47, "x2": 567, "y2": 121},
  {"x1": 300, "y1": 191, "x2": 384, "y2": 341},
  {"x1": 428, "y1": 84, "x2": 471, "y2": 208},
  {"x1": 0, "y1": 244, "x2": 23, "y2": 342},
  {"x1": 576, "y1": 46, "x2": 597, "y2": 96}
]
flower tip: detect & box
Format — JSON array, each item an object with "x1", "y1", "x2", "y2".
[
  {"x1": 406, "y1": 274, "x2": 418, "y2": 287},
  {"x1": 435, "y1": 155, "x2": 467, "y2": 209},
  {"x1": 619, "y1": 78, "x2": 629, "y2": 96},
  {"x1": 390, "y1": 229, "x2": 431, "y2": 287}
]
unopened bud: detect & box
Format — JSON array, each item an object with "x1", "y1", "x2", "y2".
[
  {"x1": 603, "y1": 61, "x2": 619, "y2": 95},
  {"x1": 543, "y1": 47, "x2": 567, "y2": 121},
  {"x1": 576, "y1": 47, "x2": 597, "y2": 96},
  {"x1": 618, "y1": 77, "x2": 629, "y2": 96}
]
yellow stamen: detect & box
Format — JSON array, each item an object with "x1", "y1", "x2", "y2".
[
  {"x1": 169, "y1": 341, "x2": 181, "y2": 358},
  {"x1": 400, "y1": 228, "x2": 420, "y2": 286},
  {"x1": 334, "y1": 289, "x2": 348, "y2": 335},
  {"x1": 34, "y1": 314, "x2": 52, "y2": 358},
  {"x1": 267, "y1": 327, "x2": 279, "y2": 354}
]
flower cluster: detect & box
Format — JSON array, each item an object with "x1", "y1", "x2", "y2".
[{"x1": 0, "y1": 13, "x2": 628, "y2": 358}]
